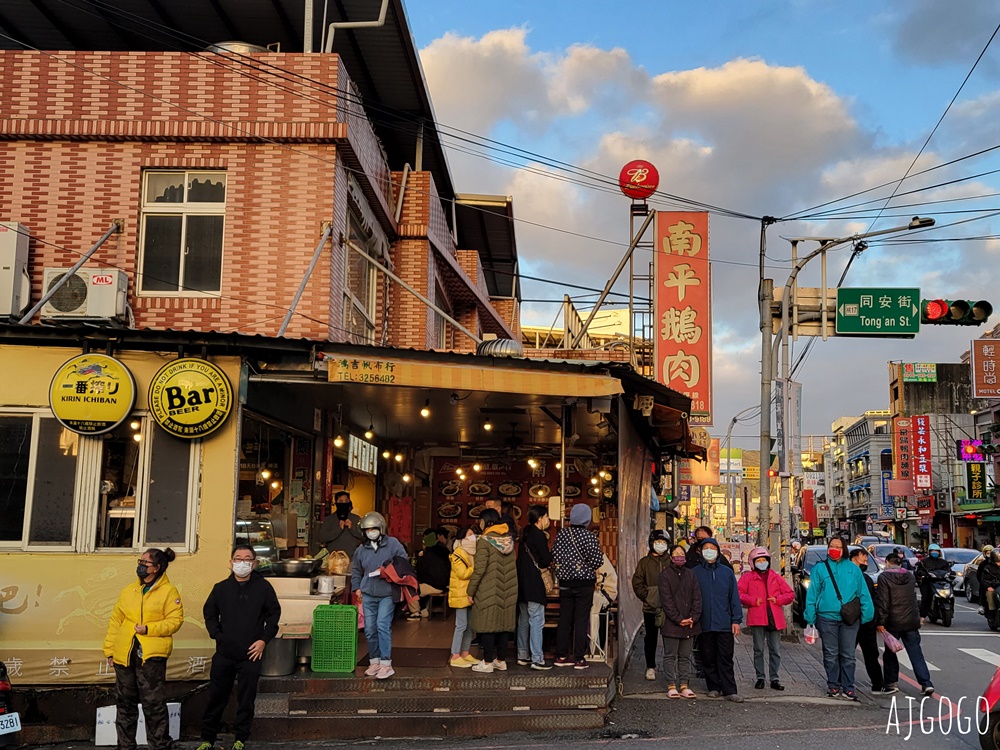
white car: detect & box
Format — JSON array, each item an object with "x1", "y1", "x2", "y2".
[{"x1": 940, "y1": 547, "x2": 979, "y2": 592}]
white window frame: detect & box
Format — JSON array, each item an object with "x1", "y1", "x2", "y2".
[
  {"x1": 343, "y1": 209, "x2": 378, "y2": 345},
  {"x1": 138, "y1": 169, "x2": 227, "y2": 297},
  {"x1": 0, "y1": 409, "x2": 202, "y2": 554}
]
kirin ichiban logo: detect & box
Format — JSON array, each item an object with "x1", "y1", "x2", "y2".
[
  {"x1": 618, "y1": 160, "x2": 660, "y2": 201},
  {"x1": 148, "y1": 358, "x2": 233, "y2": 439}
]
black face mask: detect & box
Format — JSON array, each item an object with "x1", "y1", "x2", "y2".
[
  {"x1": 136, "y1": 563, "x2": 150, "y2": 579},
  {"x1": 335, "y1": 503, "x2": 352, "y2": 520},
  {"x1": 859, "y1": 563, "x2": 868, "y2": 573}
]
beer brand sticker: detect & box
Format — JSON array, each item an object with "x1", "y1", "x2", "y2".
[
  {"x1": 49, "y1": 354, "x2": 137, "y2": 434},
  {"x1": 148, "y1": 358, "x2": 233, "y2": 439}
]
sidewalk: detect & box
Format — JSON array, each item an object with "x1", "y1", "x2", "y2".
[{"x1": 620, "y1": 629, "x2": 874, "y2": 704}]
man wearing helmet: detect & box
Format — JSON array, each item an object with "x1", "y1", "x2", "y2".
[
  {"x1": 351, "y1": 512, "x2": 407, "y2": 679},
  {"x1": 914, "y1": 544, "x2": 950, "y2": 620}
]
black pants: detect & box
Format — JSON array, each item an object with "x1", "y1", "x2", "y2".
[
  {"x1": 700, "y1": 631, "x2": 738, "y2": 696},
  {"x1": 114, "y1": 656, "x2": 170, "y2": 750},
  {"x1": 200, "y1": 651, "x2": 262, "y2": 744},
  {"x1": 480, "y1": 632, "x2": 509, "y2": 663},
  {"x1": 642, "y1": 611, "x2": 659, "y2": 669},
  {"x1": 919, "y1": 581, "x2": 933, "y2": 617},
  {"x1": 856, "y1": 623, "x2": 884, "y2": 691},
  {"x1": 556, "y1": 583, "x2": 595, "y2": 661}
]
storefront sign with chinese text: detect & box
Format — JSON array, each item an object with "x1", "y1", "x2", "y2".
[
  {"x1": 971, "y1": 340, "x2": 1000, "y2": 397},
  {"x1": 967, "y1": 462, "x2": 987, "y2": 501},
  {"x1": 893, "y1": 417, "x2": 912, "y2": 481},
  {"x1": 680, "y1": 438, "x2": 720, "y2": 486},
  {"x1": 49, "y1": 354, "x2": 136, "y2": 434},
  {"x1": 149, "y1": 358, "x2": 233, "y2": 439},
  {"x1": 902, "y1": 363, "x2": 937, "y2": 382},
  {"x1": 911, "y1": 415, "x2": 932, "y2": 490},
  {"x1": 654, "y1": 211, "x2": 712, "y2": 425}
]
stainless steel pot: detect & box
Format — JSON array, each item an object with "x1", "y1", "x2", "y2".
[{"x1": 260, "y1": 558, "x2": 323, "y2": 577}]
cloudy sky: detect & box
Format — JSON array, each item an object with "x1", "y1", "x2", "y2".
[{"x1": 406, "y1": 0, "x2": 1000, "y2": 448}]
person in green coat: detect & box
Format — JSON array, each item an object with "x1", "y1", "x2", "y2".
[
  {"x1": 468, "y1": 508, "x2": 518, "y2": 673},
  {"x1": 631, "y1": 530, "x2": 671, "y2": 680}
]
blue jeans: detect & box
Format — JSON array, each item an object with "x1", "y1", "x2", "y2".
[
  {"x1": 517, "y1": 601, "x2": 545, "y2": 663},
  {"x1": 882, "y1": 629, "x2": 933, "y2": 689},
  {"x1": 451, "y1": 607, "x2": 473, "y2": 655},
  {"x1": 362, "y1": 594, "x2": 395, "y2": 663},
  {"x1": 816, "y1": 616, "x2": 860, "y2": 691}
]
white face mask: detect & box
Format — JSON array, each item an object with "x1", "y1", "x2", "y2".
[
  {"x1": 754, "y1": 560, "x2": 769, "y2": 571},
  {"x1": 232, "y1": 561, "x2": 253, "y2": 577},
  {"x1": 365, "y1": 529, "x2": 381, "y2": 541},
  {"x1": 702, "y1": 548, "x2": 718, "y2": 562},
  {"x1": 652, "y1": 542, "x2": 668, "y2": 554}
]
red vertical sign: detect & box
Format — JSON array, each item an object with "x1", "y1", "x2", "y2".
[
  {"x1": 911, "y1": 415, "x2": 932, "y2": 490},
  {"x1": 654, "y1": 212, "x2": 712, "y2": 425}
]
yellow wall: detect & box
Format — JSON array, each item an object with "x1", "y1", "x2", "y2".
[
  {"x1": 345, "y1": 471, "x2": 375, "y2": 516},
  {"x1": 0, "y1": 344, "x2": 241, "y2": 685}
]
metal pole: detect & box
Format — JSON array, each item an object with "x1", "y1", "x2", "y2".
[
  {"x1": 570, "y1": 210, "x2": 655, "y2": 349},
  {"x1": 778, "y1": 286, "x2": 791, "y2": 563},
  {"x1": 278, "y1": 223, "x2": 333, "y2": 336},
  {"x1": 758, "y1": 277, "x2": 773, "y2": 547},
  {"x1": 560, "y1": 404, "x2": 567, "y2": 524},
  {"x1": 19, "y1": 220, "x2": 123, "y2": 324},
  {"x1": 303, "y1": 0, "x2": 314, "y2": 52}
]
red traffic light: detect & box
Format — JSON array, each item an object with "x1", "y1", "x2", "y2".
[
  {"x1": 767, "y1": 469, "x2": 778, "y2": 477},
  {"x1": 923, "y1": 299, "x2": 949, "y2": 321},
  {"x1": 921, "y1": 298, "x2": 993, "y2": 325}
]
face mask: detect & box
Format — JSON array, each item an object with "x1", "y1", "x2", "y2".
[
  {"x1": 754, "y1": 560, "x2": 769, "y2": 571},
  {"x1": 671, "y1": 555, "x2": 687, "y2": 566},
  {"x1": 859, "y1": 563, "x2": 869, "y2": 573},
  {"x1": 335, "y1": 503, "x2": 351, "y2": 520},
  {"x1": 232, "y1": 561, "x2": 253, "y2": 577},
  {"x1": 366, "y1": 529, "x2": 381, "y2": 541},
  {"x1": 930, "y1": 551, "x2": 940, "y2": 558},
  {"x1": 702, "y1": 549, "x2": 718, "y2": 562},
  {"x1": 653, "y1": 542, "x2": 668, "y2": 554},
  {"x1": 828, "y1": 548, "x2": 843, "y2": 561},
  {"x1": 136, "y1": 563, "x2": 150, "y2": 579}
]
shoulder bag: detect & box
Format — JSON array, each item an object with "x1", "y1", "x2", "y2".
[
  {"x1": 823, "y1": 559, "x2": 862, "y2": 625},
  {"x1": 525, "y1": 545, "x2": 558, "y2": 597}
]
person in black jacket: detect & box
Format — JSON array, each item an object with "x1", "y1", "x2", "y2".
[
  {"x1": 197, "y1": 545, "x2": 281, "y2": 750},
  {"x1": 517, "y1": 507, "x2": 554, "y2": 669},
  {"x1": 407, "y1": 528, "x2": 452, "y2": 619},
  {"x1": 685, "y1": 526, "x2": 733, "y2": 570},
  {"x1": 850, "y1": 548, "x2": 883, "y2": 692},
  {"x1": 876, "y1": 553, "x2": 933, "y2": 696},
  {"x1": 914, "y1": 544, "x2": 951, "y2": 618},
  {"x1": 552, "y1": 503, "x2": 605, "y2": 668}
]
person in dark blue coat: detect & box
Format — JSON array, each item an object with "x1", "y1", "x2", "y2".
[{"x1": 691, "y1": 538, "x2": 743, "y2": 701}]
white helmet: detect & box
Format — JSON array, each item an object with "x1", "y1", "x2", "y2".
[{"x1": 359, "y1": 511, "x2": 387, "y2": 536}]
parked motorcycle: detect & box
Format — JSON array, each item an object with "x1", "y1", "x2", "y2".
[{"x1": 923, "y1": 567, "x2": 956, "y2": 628}]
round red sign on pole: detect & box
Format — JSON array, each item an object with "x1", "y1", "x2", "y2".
[{"x1": 618, "y1": 160, "x2": 659, "y2": 200}]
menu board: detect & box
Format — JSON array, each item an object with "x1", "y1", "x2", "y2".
[{"x1": 431, "y1": 456, "x2": 595, "y2": 539}]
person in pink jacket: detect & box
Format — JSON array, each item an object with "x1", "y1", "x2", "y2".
[{"x1": 738, "y1": 547, "x2": 794, "y2": 691}]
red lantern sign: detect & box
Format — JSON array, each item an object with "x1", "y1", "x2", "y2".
[{"x1": 618, "y1": 160, "x2": 659, "y2": 200}]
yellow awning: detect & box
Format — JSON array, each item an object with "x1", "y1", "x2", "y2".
[{"x1": 327, "y1": 355, "x2": 622, "y2": 398}]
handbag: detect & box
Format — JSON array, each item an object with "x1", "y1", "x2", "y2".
[
  {"x1": 526, "y1": 546, "x2": 558, "y2": 597},
  {"x1": 823, "y1": 559, "x2": 862, "y2": 625}
]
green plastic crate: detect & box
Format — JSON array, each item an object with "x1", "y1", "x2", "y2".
[{"x1": 311, "y1": 604, "x2": 358, "y2": 673}]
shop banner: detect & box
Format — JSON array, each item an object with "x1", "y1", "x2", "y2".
[
  {"x1": 719, "y1": 542, "x2": 753, "y2": 576},
  {"x1": 680, "y1": 438, "x2": 720, "y2": 486},
  {"x1": 971, "y1": 340, "x2": 1000, "y2": 398},
  {"x1": 911, "y1": 415, "x2": 932, "y2": 489},
  {"x1": 902, "y1": 363, "x2": 937, "y2": 383},
  {"x1": 963, "y1": 462, "x2": 990, "y2": 511},
  {"x1": 49, "y1": 353, "x2": 136, "y2": 434},
  {"x1": 893, "y1": 417, "x2": 912, "y2": 482},
  {"x1": 654, "y1": 211, "x2": 712, "y2": 425}
]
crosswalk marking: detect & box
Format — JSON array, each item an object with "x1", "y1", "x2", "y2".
[
  {"x1": 889, "y1": 648, "x2": 940, "y2": 672},
  {"x1": 959, "y1": 648, "x2": 1000, "y2": 667}
]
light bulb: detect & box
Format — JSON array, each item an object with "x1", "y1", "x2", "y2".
[
  {"x1": 527, "y1": 458, "x2": 538, "y2": 469},
  {"x1": 456, "y1": 467, "x2": 464, "y2": 475},
  {"x1": 382, "y1": 449, "x2": 391, "y2": 459},
  {"x1": 590, "y1": 476, "x2": 599, "y2": 485},
  {"x1": 394, "y1": 453, "x2": 404, "y2": 463},
  {"x1": 472, "y1": 463, "x2": 482, "y2": 472},
  {"x1": 483, "y1": 420, "x2": 493, "y2": 431},
  {"x1": 260, "y1": 468, "x2": 271, "y2": 480},
  {"x1": 270, "y1": 480, "x2": 280, "y2": 489},
  {"x1": 402, "y1": 473, "x2": 411, "y2": 483},
  {"x1": 364, "y1": 425, "x2": 374, "y2": 440},
  {"x1": 132, "y1": 433, "x2": 141, "y2": 442},
  {"x1": 555, "y1": 462, "x2": 562, "y2": 470},
  {"x1": 129, "y1": 420, "x2": 140, "y2": 430},
  {"x1": 333, "y1": 434, "x2": 345, "y2": 448},
  {"x1": 420, "y1": 399, "x2": 430, "y2": 418}
]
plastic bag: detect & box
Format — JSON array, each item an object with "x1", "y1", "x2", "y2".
[
  {"x1": 327, "y1": 550, "x2": 351, "y2": 575},
  {"x1": 804, "y1": 624, "x2": 819, "y2": 645},
  {"x1": 880, "y1": 630, "x2": 904, "y2": 653}
]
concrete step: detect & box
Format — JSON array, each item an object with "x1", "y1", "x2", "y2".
[
  {"x1": 287, "y1": 688, "x2": 607, "y2": 714},
  {"x1": 252, "y1": 708, "x2": 607, "y2": 739}
]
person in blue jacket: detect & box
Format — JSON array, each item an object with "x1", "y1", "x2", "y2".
[
  {"x1": 691, "y1": 538, "x2": 743, "y2": 702},
  {"x1": 804, "y1": 535, "x2": 874, "y2": 700}
]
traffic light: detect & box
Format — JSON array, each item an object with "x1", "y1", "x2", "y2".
[
  {"x1": 767, "y1": 469, "x2": 778, "y2": 478},
  {"x1": 921, "y1": 298, "x2": 993, "y2": 325}
]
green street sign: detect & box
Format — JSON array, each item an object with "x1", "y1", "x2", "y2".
[{"x1": 836, "y1": 287, "x2": 920, "y2": 335}]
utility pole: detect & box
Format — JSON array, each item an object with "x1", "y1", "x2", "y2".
[{"x1": 758, "y1": 217, "x2": 775, "y2": 549}]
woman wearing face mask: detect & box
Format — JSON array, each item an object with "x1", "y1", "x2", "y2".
[
  {"x1": 448, "y1": 527, "x2": 479, "y2": 667},
  {"x1": 803, "y1": 535, "x2": 874, "y2": 699},
  {"x1": 657, "y1": 544, "x2": 701, "y2": 698},
  {"x1": 738, "y1": 547, "x2": 794, "y2": 691},
  {"x1": 517, "y1": 507, "x2": 555, "y2": 669},
  {"x1": 468, "y1": 509, "x2": 519, "y2": 673},
  {"x1": 103, "y1": 548, "x2": 183, "y2": 750},
  {"x1": 631, "y1": 530, "x2": 672, "y2": 680}
]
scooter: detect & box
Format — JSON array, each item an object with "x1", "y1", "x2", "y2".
[
  {"x1": 985, "y1": 589, "x2": 1000, "y2": 632},
  {"x1": 923, "y1": 568, "x2": 956, "y2": 628}
]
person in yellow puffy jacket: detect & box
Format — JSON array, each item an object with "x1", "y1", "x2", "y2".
[
  {"x1": 102, "y1": 548, "x2": 184, "y2": 750},
  {"x1": 448, "y1": 527, "x2": 478, "y2": 668}
]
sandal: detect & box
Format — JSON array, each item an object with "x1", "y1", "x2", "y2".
[
  {"x1": 680, "y1": 686, "x2": 696, "y2": 699},
  {"x1": 667, "y1": 686, "x2": 680, "y2": 699}
]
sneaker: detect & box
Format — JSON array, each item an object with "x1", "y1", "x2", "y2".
[
  {"x1": 531, "y1": 660, "x2": 553, "y2": 670},
  {"x1": 492, "y1": 660, "x2": 508, "y2": 671},
  {"x1": 376, "y1": 664, "x2": 395, "y2": 680},
  {"x1": 232, "y1": 743, "x2": 246, "y2": 750},
  {"x1": 554, "y1": 657, "x2": 573, "y2": 667},
  {"x1": 921, "y1": 685, "x2": 935, "y2": 696},
  {"x1": 364, "y1": 660, "x2": 381, "y2": 677},
  {"x1": 573, "y1": 660, "x2": 589, "y2": 670},
  {"x1": 724, "y1": 694, "x2": 744, "y2": 703},
  {"x1": 707, "y1": 690, "x2": 721, "y2": 698},
  {"x1": 405, "y1": 613, "x2": 422, "y2": 621},
  {"x1": 462, "y1": 653, "x2": 480, "y2": 665},
  {"x1": 196, "y1": 743, "x2": 215, "y2": 750},
  {"x1": 517, "y1": 658, "x2": 531, "y2": 666},
  {"x1": 450, "y1": 655, "x2": 472, "y2": 668},
  {"x1": 843, "y1": 690, "x2": 859, "y2": 702},
  {"x1": 881, "y1": 685, "x2": 900, "y2": 695},
  {"x1": 645, "y1": 668, "x2": 656, "y2": 681},
  {"x1": 420, "y1": 609, "x2": 429, "y2": 618},
  {"x1": 770, "y1": 680, "x2": 785, "y2": 691},
  {"x1": 827, "y1": 688, "x2": 840, "y2": 698},
  {"x1": 754, "y1": 678, "x2": 765, "y2": 689},
  {"x1": 471, "y1": 660, "x2": 494, "y2": 673}
]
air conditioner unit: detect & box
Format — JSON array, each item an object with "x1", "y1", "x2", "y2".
[
  {"x1": 0, "y1": 222, "x2": 31, "y2": 317},
  {"x1": 41, "y1": 268, "x2": 128, "y2": 321}
]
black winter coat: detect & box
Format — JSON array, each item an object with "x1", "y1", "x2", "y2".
[
  {"x1": 657, "y1": 562, "x2": 702, "y2": 639},
  {"x1": 915, "y1": 556, "x2": 950, "y2": 581},
  {"x1": 517, "y1": 524, "x2": 553, "y2": 604},
  {"x1": 203, "y1": 572, "x2": 281, "y2": 660},
  {"x1": 875, "y1": 569, "x2": 921, "y2": 633},
  {"x1": 416, "y1": 543, "x2": 451, "y2": 591}
]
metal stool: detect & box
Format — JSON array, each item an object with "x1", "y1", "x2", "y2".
[{"x1": 426, "y1": 591, "x2": 449, "y2": 619}]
